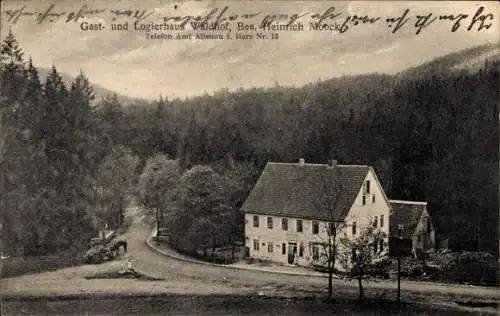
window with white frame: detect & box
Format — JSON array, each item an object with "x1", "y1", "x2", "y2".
[
  {"x1": 312, "y1": 244, "x2": 319, "y2": 260},
  {"x1": 312, "y1": 221, "x2": 319, "y2": 234},
  {"x1": 253, "y1": 239, "x2": 259, "y2": 251},
  {"x1": 282, "y1": 218, "x2": 288, "y2": 231},
  {"x1": 267, "y1": 216, "x2": 273, "y2": 229},
  {"x1": 364, "y1": 180, "x2": 371, "y2": 194},
  {"x1": 296, "y1": 220, "x2": 303, "y2": 232},
  {"x1": 253, "y1": 215, "x2": 259, "y2": 227}
]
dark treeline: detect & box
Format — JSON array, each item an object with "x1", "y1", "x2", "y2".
[
  {"x1": 112, "y1": 56, "x2": 498, "y2": 254},
  {"x1": 0, "y1": 32, "x2": 138, "y2": 256}
]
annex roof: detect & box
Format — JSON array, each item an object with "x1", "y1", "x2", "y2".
[{"x1": 389, "y1": 199, "x2": 427, "y2": 239}]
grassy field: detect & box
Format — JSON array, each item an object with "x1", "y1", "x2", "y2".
[
  {"x1": 3, "y1": 266, "x2": 497, "y2": 316},
  {"x1": 0, "y1": 251, "x2": 85, "y2": 279},
  {"x1": 2, "y1": 293, "x2": 497, "y2": 316}
]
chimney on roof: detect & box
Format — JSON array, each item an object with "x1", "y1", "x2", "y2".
[
  {"x1": 299, "y1": 158, "x2": 305, "y2": 166},
  {"x1": 328, "y1": 159, "x2": 337, "y2": 168}
]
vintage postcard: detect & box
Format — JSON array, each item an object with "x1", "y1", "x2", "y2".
[{"x1": 1, "y1": 1, "x2": 498, "y2": 315}]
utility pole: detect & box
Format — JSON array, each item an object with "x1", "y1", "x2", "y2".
[
  {"x1": 0, "y1": 114, "x2": 6, "y2": 262},
  {"x1": 397, "y1": 224, "x2": 404, "y2": 308},
  {"x1": 156, "y1": 207, "x2": 160, "y2": 245},
  {"x1": 397, "y1": 255, "x2": 401, "y2": 305}
]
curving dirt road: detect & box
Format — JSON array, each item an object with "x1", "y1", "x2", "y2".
[{"x1": 121, "y1": 206, "x2": 328, "y2": 291}]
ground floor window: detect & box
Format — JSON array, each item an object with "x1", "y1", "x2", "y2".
[
  {"x1": 299, "y1": 243, "x2": 304, "y2": 257},
  {"x1": 312, "y1": 244, "x2": 319, "y2": 260},
  {"x1": 282, "y1": 243, "x2": 286, "y2": 255},
  {"x1": 253, "y1": 239, "x2": 259, "y2": 251},
  {"x1": 268, "y1": 242, "x2": 273, "y2": 253}
]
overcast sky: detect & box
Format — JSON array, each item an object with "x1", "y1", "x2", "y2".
[{"x1": 1, "y1": 1, "x2": 498, "y2": 99}]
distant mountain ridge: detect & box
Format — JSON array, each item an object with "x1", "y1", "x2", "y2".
[
  {"x1": 38, "y1": 43, "x2": 500, "y2": 105},
  {"x1": 398, "y1": 43, "x2": 500, "y2": 79}
]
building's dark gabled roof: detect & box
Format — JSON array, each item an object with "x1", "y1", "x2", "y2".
[
  {"x1": 241, "y1": 162, "x2": 370, "y2": 222},
  {"x1": 389, "y1": 200, "x2": 427, "y2": 239}
]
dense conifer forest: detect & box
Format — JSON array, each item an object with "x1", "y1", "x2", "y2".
[{"x1": 0, "y1": 30, "x2": 498, "y2": 257}]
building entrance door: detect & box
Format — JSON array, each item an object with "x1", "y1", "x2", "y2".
[{"x1": 287, "y1": 242, "x2": 297, "y2": 264}]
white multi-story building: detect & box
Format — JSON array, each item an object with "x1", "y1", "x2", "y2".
[{"x1": 242, "y1": 159, "x2": 394, "y2": 269}]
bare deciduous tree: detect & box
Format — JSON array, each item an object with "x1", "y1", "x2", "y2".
[{"x1": 313, "y1": 163, "x2": 346, "y2": 299}]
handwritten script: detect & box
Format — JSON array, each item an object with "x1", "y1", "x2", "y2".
[{"x1": 3, "y1": 4, "x2": 495, "y2": 34}]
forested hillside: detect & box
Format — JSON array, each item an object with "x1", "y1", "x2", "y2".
[
  {"x1": 0, "y1": 31, "x2": 138, "y2": 256},
  {"x1": 1, "y1": 29, "x2": 497, "y2": 257}
]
